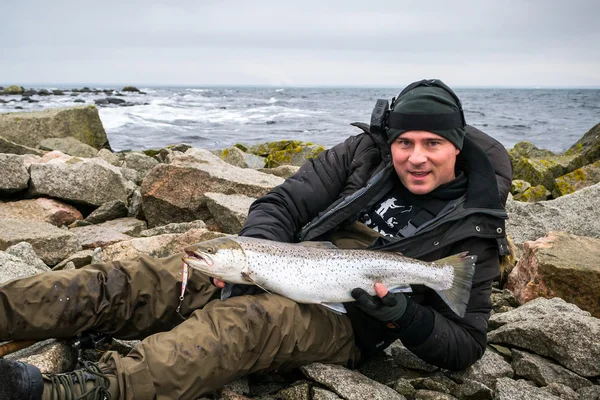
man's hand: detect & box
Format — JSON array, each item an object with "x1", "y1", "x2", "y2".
[
  {"x1": 210, "y1": 278, "x2": 264, "y2": 299},
  {"x1": 212, "y1": 278, "x2": 226, "y2": 288},
  {"x1": 351, "y1": 283, "x2": 408, "y2": 322}
]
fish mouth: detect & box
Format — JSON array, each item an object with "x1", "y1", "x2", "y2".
[{"x1": 183, "y1": 250, "x2": 214, "y2": 267}]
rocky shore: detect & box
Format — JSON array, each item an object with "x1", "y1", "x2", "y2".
[{"x1": 1, "y1": 105, "x2": 599, "y2": 399}]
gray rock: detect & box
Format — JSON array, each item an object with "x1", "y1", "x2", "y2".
[
  {"x1": 276, "y1": 383, "x2": 310, "y2": 400},
  {"x1": 0, "y1": 106, "x2": 110, "y2": 149},
  {"x1": 410, "y1": 375, "x2": 457, "y2": 394},
  {"x1": 414, "y1": 390, "x2": 457, "y2": 400},
  {"x1": 101, "y1": 228, "x2": 226, "y2": 262},
  {"x1": 386, "y1": 341, "x2": 439, "y2": 372},
  {"x1": 540, "y1": 383, "x2": 578, "y2": 400},
  {"x1": 577, "y1": 385, "x2": 600, "y2": 399},
  {"x1": 394, "y1": 378, "x2": 417, "y2": 399},
  {"x1": 38, "y1": 137, "x2": 98, "y2": 158},
  {"x1": 127, "y1": 188, "x2": 143, "y2": 218},
  {"x1": 29, "y1": 156, "x2": 135, "y2": 207},
  {"x1": 488, "y1": 298, "x2": 600, "y2": 377},
  {"x1": 69, "y1": 218, "x2": 146, "y2": 249},
  {"x1": 121, "y1": 152, "x2": 159, "y2": 183},
  {"x1": 140, "y1": 148, "x2": 282, "y2": 227},
  {"x1": 494, "y1": 378, "x2": 561, "y2": 400},
  {"x1": 139, "y1": 220, "x2": 207, "y2": 237},
  {"x1": 0, "y1": 136, "x2": 44, "y2": 156},
  {"x1": 300, "y1": 363, "x2": 405, "y2": 400},
  {"x1": 506, "y1": 183, "x2": 600, "y2": 247},
  {"x1": 205, "y1": 192, "x2": 255, "y2": 234},
  {"x1": 0, "y1": 198, "x2": 83, "y2": 227},
  {"x1": 447, "y1": 349, "x2": 513, "y2": 390},
  {"x1": 97, "y1": 148, "x2": 121, "y2": 166},
  {"x1": 52, "y1": 248, "x2": 104, "y2": 270},
  {"x1": 0, "y1": 154, "x2": 29, "y2": 192},
  {"x1": 5, "y1": 339, "x2": 77, "y2": 374},
  {"x1": 451, "y1": 379, "x2": 493, "y2": 400},
  {"x1": 84, "y1": 200, "x2": 129, "y2": 224},
  {"x1": 223, "y1": 377, "x2": 250, "y2": 396},
  {"x1": 0, "y1": 219, "x2": 81, "y2": 266},
  {"x1": 213, "y1": 146, "x2": 266, "y2": 169},
  {"x1": 0, "y1": 249, "x2": 50, "y2": 284},
  {"x1": 511, "y1": 349, "x2": 592, "y2": 390},
  {"x1": 258, "y1": 165, "x2": 300, "y2": 179},
  {"x1": 311, "y1": 387, "x2": 342, "y2": 399},
  {"x1": 5, "y1": 242, "x2": 48, "y2": 271}
]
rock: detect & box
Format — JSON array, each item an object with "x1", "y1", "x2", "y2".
[
  {"x1": 0, "y1": 249, "x2": 49, "y2": 283},
  {"x1": 0, "y1": 198, "x2": 83, "y2": 227},
  {"x1": 100, "y1": 228, "x2": 226, "y2": 261},
  {"x1": 84, "y1": 200, "x2": 129, "y2": 224},
  {"x1": 205, "y1": 192, "x2": 255, "y2": 234},
  {"x1": 540, "y1": 383, "x2": 579, "y2": 400},
  {"x1": 409, "y1": 374, "x2": 456, "y2": 394},
  {"x1": 38, "y1": 137, "x2": 99, "y2": 158},
  {"x1": 300, "y1": 363, "x2": 406, "y2": 400},
  {"x1": 258, "y1": 165, "x2": 300, "y2": 179},
  {"x1": 0, "y1": 219, "x2": 81, "y2": 266},
  {"x1": 6, "y1": 339, "x2": 77, "y2": 374},
  {"x1": 494, "y1": 378, "x2": 561, "y2": 400},
  {"x1": 509, "y1": 141, "x2": 574, "y2": 192},
  {"x1": 246, "y1": 140, "x2": 326, "y2": 168},
  {"x1": 447, "y1": 349, "x2": 513, "y2": 390},
  {"x1": 385, "y1": 341, "x2": 438, "y2": 372},
  {"x1": 564, "y1": 122, "x2": 600, "y2": 169},
  {"x1": 513, "y1": 185, "x2": 550, "y2": 202},
  {"x1": 0, "y1": 136, "x2": 45, "y2": 156},
  {"x1": 139, "y1": 220, "x2": 207, "y2": 237},
  {"x1": 106, "y1": 97, "x2": 126, "y2": 105},
  {"x1": 577, "y1": 385, "x2": 600, "y2": 399},
  {"x1": 488, "y1": 297, "x2": 600, "y2": 377},
  {"x1": 276, "y1": 382, "x2": 311, "y2": 400},
  {"x1": 127, "y1": 188, "x2": 143, "y2": 218},
  {"x1": 121, "y1": 152, "x2": 159, "y2": 184},
  {"x1": 510, "y1": 179, "x2": 531, "y2": 195},
  {"x1": 218, "y1": 388, "x2": 251, "y2": 400},
  {"x1": 451, "y1": 379, "x2": 493, "y2": 400},
  {"x1": 52, "y1": 248, "x2": 104, "y2": 270},
  {"x1": 212, "y1": 146, "x2": 266, "y2": 169},
  {"x1": 393, "y1": 378, "x2": 417, "y2": 399},
  {"x1": 140, "y1": 148, "x2": 283, "y2": 227},
  {"x1": 0, "y1": 154, "x2": 29, "y2": 192},
  {"x1": 511, "y1": 349, "x2": 592, "y2": 390},
  {"x1": 121, "y1": 86, "x2": 140, "y2": 92},
  {"x1": 69, "y1": 218, "x2": 147, "y2": 249},
  {"x1": 3, "y1": 85, "x2": 24, "y2": 95},
  {"x1": 222, "y1": 378, "x2": 250, "y2": 396},
  {"x1": 5, "y1": 242, "x2": 49, "y2": 270},
  {"x1": 311, "y1": 387, "x2": 343, "y2": 399},
  {"x1": 505, "y1": 183, "x2": 600, "y2": 248},
  {"x1": 97, "y1": 148, "x2": 121, "y2": 166},
  {"x1": 52, "y1": 90, "x2": 65, "y2": 96},
  {"x1": 0, "y1": 106, "x2": 110, "y2": 149},
  {"x1": 29, "y1": 156, "x2": 135, "y2": 207},
  {"x1": 413, "y1": 390, "x2": 457, "y2": 399},
  {"x1": 506, "y1": 232, "x2": 600, "y2": 317},
  {"x1": 491, "y1": 288, "x2": 520, "y2": 314},
  {"x1": 552, "y1": 160, "x2": 600, "y2": 198}
]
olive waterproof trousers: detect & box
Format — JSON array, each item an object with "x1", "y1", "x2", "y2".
[{"x1": 0, "y1": 251, "x2": 362, "y2": 399}]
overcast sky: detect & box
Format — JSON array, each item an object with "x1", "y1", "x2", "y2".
[{"x1": 1, "y1": 0, "x2": 599, "y2": 87}]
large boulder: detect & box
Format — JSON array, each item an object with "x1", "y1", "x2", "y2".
[
  {"x1": 505, "y1": 183, "x2": 600, "y2": 248},
  {"x1": 0, "y1": 219, "x2": 81, "y2": 266},
  {"x1": 0, "y1": 154, "x2": 29, "y2": 193},
  {"x1": 29, "y1": 155, "x2": 135, "y2": 207},
  {"x1": 506, "y1": 231, "x2": 600, "y2": 318},
  {"x1": 0, "y1": 106, "x2": 110, "y2": 150},
  {"x1": 0, "y1": 198, "x2": 83, "y2": 227},
  {"x1": 69, "y1": 218, "x2": 147, "y2": 249},
  {"x1": 141, "y1": 148, "x2": 283, "y2": 227},
  {"x1": 0, "y1": 242, "x2": 50, "y2": 284},
  {"x1": 488, "y1": 297, "x2": 600, "y2": 377},
  {"x1": 0, "y1": 136, "x2": 44, "y2": 156},
  {"x1": 2, "y1": 85, "x2": 24, "y2": 95},
  {"x1": 564, "y1": 122, "x2": 600, "y2": 169},
  {"x1": 509, "y1": 142, "x2": 574, "y2": 192},
  {"x1": 204, "y1": 192, "x2": 255, "y2": 234},
  {"x1": 552, "y1": 160, "x2": 600, "y2": 198}
]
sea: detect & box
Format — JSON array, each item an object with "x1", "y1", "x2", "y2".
[{"x1": 1, "y1": 86, "x2": 599, "y2": 153}]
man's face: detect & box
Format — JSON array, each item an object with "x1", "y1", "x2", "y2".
[{"x1": 390, "y1": 130, "x2": 460, "y2": 195}]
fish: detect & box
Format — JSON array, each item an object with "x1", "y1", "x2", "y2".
[{"x1": 182, "y1": 236, "x2": 477, "y2": 317}]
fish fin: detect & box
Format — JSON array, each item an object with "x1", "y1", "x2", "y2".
[
  {"x1": 389, "y1": 285, "x2": 412, "y2": 293},
  {"x1": 296, "y1": 241, "x2": 338, "y2": 249},
  {"x1": 320, "y1": 302, "x2": 347, "y2": 314},
  {"x1": 241, "y1": 272, "x2": 273, "y2": 294},
  {"x1": 434, "y1": 252, "x2": 477, "y2": 318}
]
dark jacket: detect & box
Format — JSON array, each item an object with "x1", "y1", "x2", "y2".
[{"x1": 239, "y1": 124, "x2": 513, "y2": 370}]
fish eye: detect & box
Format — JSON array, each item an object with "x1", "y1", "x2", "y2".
[{"x1": 206, "y1": 247, "x2": 214, "y2": 253}]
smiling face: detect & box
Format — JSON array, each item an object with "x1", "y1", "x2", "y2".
[{"x1": 390, "y1": 130, "x2": 460, "y2": 195}]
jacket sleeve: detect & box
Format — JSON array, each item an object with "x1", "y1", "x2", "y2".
[
  {"x1": 392, "y1": 237, "x2": 499, "y2": 370},
  {"x1": 239, "y1": 135, "x2": 370, "y2": 242}
]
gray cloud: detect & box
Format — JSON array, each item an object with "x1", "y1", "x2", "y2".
[{"x1": 1, "y1": 0, "x2": 599, "y2": 86}]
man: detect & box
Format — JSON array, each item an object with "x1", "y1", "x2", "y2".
[{"x1": 0, "y1": 79, "x2": 512, "y2": 400}]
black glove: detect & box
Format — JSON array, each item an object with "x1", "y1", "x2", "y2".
[{"x1": 351, "y1": 288, "x2": 408, "y2": 322}]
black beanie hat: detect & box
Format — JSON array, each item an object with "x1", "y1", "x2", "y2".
[{"x1": 386, "y1": 80, "x2": 466, "y2": 150}]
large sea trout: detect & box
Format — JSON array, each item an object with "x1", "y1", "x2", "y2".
[{"x1": 183, "y1": 236, "x2": 477, "y2": 317}]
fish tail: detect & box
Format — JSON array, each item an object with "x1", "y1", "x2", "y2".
[{"x1": 434, "y1": 252, "x2": 477, "y2": 318}]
